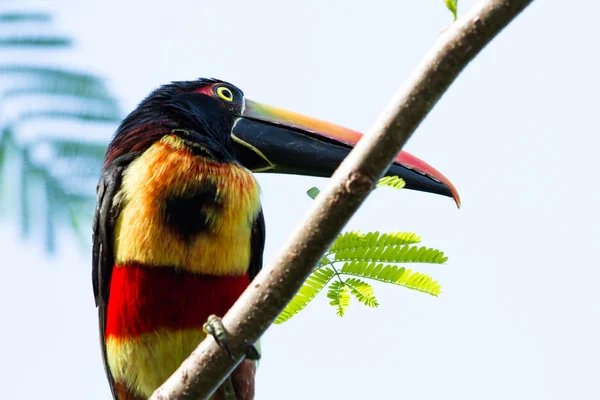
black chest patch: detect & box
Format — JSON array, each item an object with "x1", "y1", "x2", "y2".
[{"x1": 163, "y1": 182, "x2": 222, "y2": 241}]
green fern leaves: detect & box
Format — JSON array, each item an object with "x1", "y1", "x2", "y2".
[
  {"x1": 275, "y1": 267, "x2": 335, "y2": 324},
  {"x1": 377, "y1": 176, "x2": 406, "y2": 190},
  {"x1": 275, "y1": 181, "x2": 450, "y2": 324},
  {"x1": 327, "y1": 281, "x2": 351, "y2": 317},
  {"x1": 341, "y1": 262, "x2": 442, "y2": 296},
  {"x1": 329, "y1": 230, "x2": 422, "y2": 252},
  {"x1": 344, "y1": 278, "x2": 379, "y2": 308},
  {"x1": 334, "y1": 244, "x2": 447, "y2": 264},
  {"x1": 276, "y1": 231, "x2": 447, "y2": 323}
]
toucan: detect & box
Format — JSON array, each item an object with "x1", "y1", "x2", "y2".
[{"x1": 92, "y1": 78, "x2": 460, "y2": 400}]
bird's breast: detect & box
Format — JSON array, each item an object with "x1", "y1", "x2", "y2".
[
  {"x1": 105, "y1": 263, "x2": 250, "y2": 398},
  {"x1": 113, "y1": 134, "x2": 261, "y2": 275},
  {"x1": 107, "y1": 135, "x2": 260, "y2": 397}
]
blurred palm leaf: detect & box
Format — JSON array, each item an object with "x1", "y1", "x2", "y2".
[
  {"x1": 0, "y1": 12, "x2": 51, "y2": 23},
  {"x1": 0, "y1": 10, "x2": 119, "y2": 252}
]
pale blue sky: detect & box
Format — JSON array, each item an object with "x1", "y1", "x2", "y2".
[{"x1": 1, "y1": 1, "x2": 599, "y2": 399}]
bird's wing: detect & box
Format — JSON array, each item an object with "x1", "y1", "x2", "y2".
[
  {"x1": 92, "y1": 153, "x2": 138, "y2": 399},
  {"x1": 248, "y1": 208, "x2": 266, "y2": 282}
]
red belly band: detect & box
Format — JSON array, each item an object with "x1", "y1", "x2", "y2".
[{"x1": 105, "y1": 263, "x2": 250, "y2": 338}]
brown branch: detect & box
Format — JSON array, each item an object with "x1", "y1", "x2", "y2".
[{"x1": 150, "y1": 1, "x2": 533, "y2": 399}]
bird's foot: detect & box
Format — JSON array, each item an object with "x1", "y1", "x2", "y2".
[
  {"x1": 203, "y1": 315, "x2": 234, "y2": 359},
  {"x1": 203, "y1": 315, "x2": 261, "y2": 361},
  {"x1": 243, "y1": 339, "x2": 261, "y2": 361}
]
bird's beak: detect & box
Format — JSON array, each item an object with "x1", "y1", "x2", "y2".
[{"x1": 232, "y1": 99, "x2": 460, "y2": 207}]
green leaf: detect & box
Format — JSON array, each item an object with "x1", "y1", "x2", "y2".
[
  {"x1": 0, "y1": 66, "x2": 113, "y2": 98},
  {"x1": 46, "y1": 139, "x2": 107, "y2": 160},
  {"x1": 444, "y1": 0, "x2": 458, "y2": 20},
  {"x1": 0, "y1": 12, "x2": 51, "y2": 23},
  {"x1": 19, "y1": 151, "x2": 32, "y2": 237},
  {"x1": 306, "y1": 187, "x2": 320, "y2": 199},
  {"x1": 341, "y1": 261, "x2": 442, "y2": 296},
  {"x1": 45, "y1": 178, "x2": 57, "y2": 253},
  {"x1": 0, "y1": 10, "x2": 122, "y2": 253},
  {"x1": 14, "y1": 110, "x2": 121, "y2": 124},
  {"x1": 334, "y1": 244, "x2": 448, "y2": 264},
  {"x1": 0, "y1": 37, "x2": 71, "y2": 47},
  {"x1": 277, "y1": 228, "x2": 447, "y2": 322},
  {"x1": 67, "y1": 201, "x2": 91, "y2": 249},
  {"x1": 0, "y1": 130, "x2": 12, "y2": 207},
  {"x1": 344, "y1": 278, "x2": 379, "y2": 307},
  {"x1": 275, "y1": 267, "x2": 335, "y2": 324},
  {"x1": 327, "y1": 281, "x2": 351, "y2": 317},
  {"x1": 329, "y1": 230, "x2": 421, "y2": 253},
  {"x1": 377, "y1": 176, "x2": 405, "y2": 190}
]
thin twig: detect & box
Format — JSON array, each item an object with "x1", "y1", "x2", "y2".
[{"x1": 150, "y1": 1, "x2": 534, "y2": 399}]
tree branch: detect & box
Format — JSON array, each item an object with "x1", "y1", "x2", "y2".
[{"x1": 150, "y1": 1, "x2": 533, "y2": 399}]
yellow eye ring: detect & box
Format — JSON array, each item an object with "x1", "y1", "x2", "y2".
[{"x1": 216, "y1": 86, "x2": 234, "y2": 102}]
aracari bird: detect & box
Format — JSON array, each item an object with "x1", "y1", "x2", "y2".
[{"x1": 92, "y1": 78, "x2": 459, "y2": 400}]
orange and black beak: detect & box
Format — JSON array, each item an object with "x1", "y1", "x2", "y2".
[{"x1": 232, "y1": 99, "x2": 460, "y2": 207}]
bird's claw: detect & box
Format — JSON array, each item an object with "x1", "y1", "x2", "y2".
[
  {"x1": 203, "y1": 314, "x2": 234, "y2": 360},
  {"x1": 203, "y1": 315, "x2": 261, "y2": 361}
]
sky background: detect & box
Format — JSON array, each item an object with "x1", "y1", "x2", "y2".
[{"x1": 1, "y1": 0, "x2": 599, "y2": 399}]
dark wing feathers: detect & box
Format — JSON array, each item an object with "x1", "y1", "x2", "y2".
[
  {"x1": 248, "y1": 208, "x2": 266, "y2": 282},
  {"x1": 92, "y1": 153, "x2": 138, "y2": 400}
]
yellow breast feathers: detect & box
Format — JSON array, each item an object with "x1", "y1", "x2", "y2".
[{"x1": 113, "y1": 134, "x2": 261, "y2": 276}]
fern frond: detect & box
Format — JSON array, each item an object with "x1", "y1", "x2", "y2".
[
  {"x1": 334, "y1": 244, "x2": 447, "y2": 264},
  {"x1": 327, "y1": 281, "x2": 351, "y2": 317},
  {"x1": 46, "y1": 138, "x2": 106, "y2": 160},
  {"x1": 318, "y1": 256, "x2": 332, "y2": 267},
  {"x1": 275, "y1": 267, "x2": 335, "y2": 324},
  {"x1": 341, "y1": 261, "x2": 442, "y2": 296},
  {"x1": 377, "y1": 176, "x2": 406, "y2": 190},
  {"x1": 344, "y1": 278, "x2": 379, "y2": 307},
  {"x1": 0, "y1": 37, "x2": 71, "y2": 47},
  {"x1": 329, "y1": 231, "x2": 422, "y2": 253},
  {"x1": 0, "y1": 10, "x2": 122, "y2": 253},
  {"x1": 0, "y1": 66, "x2": 114, "y2": 99}
]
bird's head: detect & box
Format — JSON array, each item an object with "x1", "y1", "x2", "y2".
[{"x1": 106, "y1": 78, "x2": 460, "y2": 206}]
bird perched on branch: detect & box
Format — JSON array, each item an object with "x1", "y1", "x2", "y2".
[{"x1": 92, "y1": 78, "x2": 459, "y2": 400}]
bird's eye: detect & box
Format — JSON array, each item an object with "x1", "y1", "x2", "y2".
[{"x1": 216, "y1": 86, "x2": 234, "y2": 102}]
